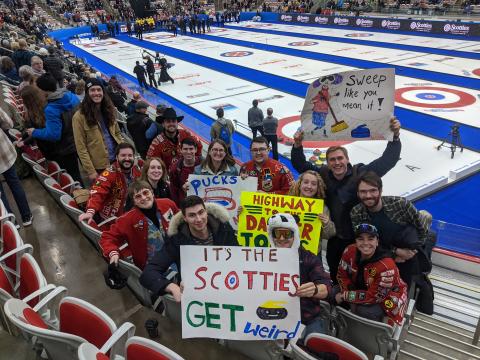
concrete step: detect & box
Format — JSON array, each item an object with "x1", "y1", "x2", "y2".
[
  {"x1": 414, "y1": 312, "x2": 476, "y2": 335},
  {"x1": 400, "y1": 340, "x2": 458, "y2": 360},
  {"x1": 411, "y1": 317, "x2": 473, "y2": 343},
  {"x1": 397, "y1": 350, "x2": 428, "y2": 360},
  {"x1": 409, "y1": 323, "x2": 480, "y2": 353},
  {"x1": 405, "y1": 331, "x2": 480, "y2": 360}
]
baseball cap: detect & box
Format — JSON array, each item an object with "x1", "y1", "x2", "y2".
[{"x1": 354, "y1": 223, "x2": 379, "y2": 237}]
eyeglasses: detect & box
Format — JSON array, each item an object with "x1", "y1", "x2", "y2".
[
  {"x1": 251, "y1": 147, "x2": 268, "y2": 153},
  {"x1": 354, "y1": 223, "x2": 378, "y2": 235},
  {"x1": 133, "y1": 189, "x2": 151, "y2": 200},
  {"x1": 272, "y1": 228, "x2": 294, "y2": 239}
]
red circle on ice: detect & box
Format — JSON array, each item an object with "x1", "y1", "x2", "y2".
[
  {"x1": 277, "y1": 115, "x2": 352, "y2": 148},
  {"x1": 395, "y1": 87, "x2": 476, "y2": 108}
]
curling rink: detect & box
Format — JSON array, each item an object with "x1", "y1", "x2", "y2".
[{"x1": 69, "y1": 23, "x2": 480, "y2": 200}]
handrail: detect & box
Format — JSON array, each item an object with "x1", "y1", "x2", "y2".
[{"x1": 473, "y1": 316, "x2": 480, "y2": 345}]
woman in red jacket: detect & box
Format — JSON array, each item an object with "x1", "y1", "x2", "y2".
[
  {"x1": 99, "y1": 180, "x2": 178, "y2": 270},
  {"x1": 336, "y1": 223, "x2": 408, "y2": 326}
]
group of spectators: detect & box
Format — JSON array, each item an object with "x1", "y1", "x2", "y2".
[{"x1": 0, "y1": 3, "x2": 436, "y2": 354}]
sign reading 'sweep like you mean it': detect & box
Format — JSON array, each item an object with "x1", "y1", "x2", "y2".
[
  {"x1": 181, "y1": 245, "x2": 301, "y2": 340},
  {"x1": 238, "y1": 192, "x2": 323, "y2": 255},
  {"x1": 187, "y1": 175, "x2": 258, "y2": 230},
  {"x1": 301, "y1": 68, "x2": 395, "y2": 141}
]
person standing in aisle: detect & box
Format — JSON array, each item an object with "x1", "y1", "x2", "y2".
[{"x1": 263, "y1": 107, "x2": 278, "y2": 160}]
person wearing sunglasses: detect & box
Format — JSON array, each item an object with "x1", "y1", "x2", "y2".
[
  {"x1": 240, "y1": 136, "x2": 293, "y2": 194},
  {"x1": 267, "y1": 213, "x2": 332, "y2": 338},
  {"x1": 336, "y1": 223, "x2": 407, "y2": 326},
  {"x1": 99, "y1": 180, "x2": 178, "y2": 270}
]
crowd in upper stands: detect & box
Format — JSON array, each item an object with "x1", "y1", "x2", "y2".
[{"x1": 0, "y1": 1, "x2": 439, "y2": 357}]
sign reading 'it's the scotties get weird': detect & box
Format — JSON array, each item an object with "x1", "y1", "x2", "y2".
[{"x1": 180, "y1": 246, "x2": 301, "y2": 340}]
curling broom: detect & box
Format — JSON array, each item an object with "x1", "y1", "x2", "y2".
[{"x1": 325, "y1": 93, "x2": 348, "y2": 133}]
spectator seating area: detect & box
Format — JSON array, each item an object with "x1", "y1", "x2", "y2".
[{"x1": 0, "y1": 74, "x2": 416, "y2": 359}]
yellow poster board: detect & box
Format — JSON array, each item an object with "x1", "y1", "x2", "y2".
[{"x1": 238, "y1": 192, "x2": 324, "y2": 254}]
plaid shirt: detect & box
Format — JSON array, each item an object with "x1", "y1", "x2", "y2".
[
  {"x1": 0, "y1": 114, "x2": 16, "y2": 174},
  {"x1": 350, "y1": 196, "x2": 429, "y2": 244}
]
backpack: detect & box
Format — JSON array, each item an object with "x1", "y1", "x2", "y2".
[
  {"x1": 56, "y1": 104, "x2": 79, "y2": 157},
  {"x1": 217, "y1": 122, "x2": 231, "y2": 146}
]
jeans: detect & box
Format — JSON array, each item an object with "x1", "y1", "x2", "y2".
[
  {"x1": 0, "y1": 164, "x2": 32, "y2": 221},
  {"x1": 301, "y1": 317, "x2": 326, "y2": 339},
  {"x1": 326, "y1": 236, "x2": 353, "y2": 284},
  {"x1": 250, "y1": 126, "x2": 264, "y2": 138},
  {"x1": 265, "y1": 134, "x2": 278, "y2": 160}
]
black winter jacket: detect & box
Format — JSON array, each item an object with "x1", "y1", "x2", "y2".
[{"x1": 140, "y1": 203, "x2": 238, "y2": 296}]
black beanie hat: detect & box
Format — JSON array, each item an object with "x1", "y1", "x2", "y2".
[{"x1": 85, "y1": 77, "x2": 104, "y2": 90}]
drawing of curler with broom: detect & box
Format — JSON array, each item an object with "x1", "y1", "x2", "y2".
[{"x1": 310, "y1": 75, "x2": 348, "y2": 136}]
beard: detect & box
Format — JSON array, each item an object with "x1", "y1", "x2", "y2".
[
  {"x1": 363, "y1": 195, "x2": 381, "y2": 210},
  {"x1": 119, "y1": 159, "x2": 133, "y2": 171}
]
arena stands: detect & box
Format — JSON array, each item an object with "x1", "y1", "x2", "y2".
[{"x1": 1, "y1": 2, "x2": 480, "y2": 359}]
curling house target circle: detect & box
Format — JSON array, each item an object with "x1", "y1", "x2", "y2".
[
  {"x1": 345, "y1": 33, "x2": 374, "y2": 37},
  {"x1": 277, "y1": 116, "x2": 351, "y2": 148},
  {"x1": 82, "y1": 40, "x2": 118, "y2": 48},
  {"x1": 220, "y1": 51, "x2": 254, "y2": 57},
  {"x1": 415, "y1": 93, "x2": 445, "y2": 100},
  {"x1": 473, "y1": 69, "x2": 480, "y2": 77},
  {"x1": 245, "y1": 23, "x2": 273, "y2": 28},
  {"x1": 288, "y1": 41, "x2": 318, "y2": 46},
  {"x1": 395, "y1": 87, "x2": 476, "y2": 108},
  {"x1": 144, "y1": 34, "x2": 175, "y2": 40}
]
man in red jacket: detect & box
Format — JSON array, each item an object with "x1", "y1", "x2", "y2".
[
  {"x1": 240, "y1": 136, "x2": 293, "y2": 194},
  {"x1": 79, "y1": 143, "x2": 142, "y2": 224},
  {"x1": 146, "y1": 107, "x2": 202, "y2": 169},
  {"x1": 168, "y1": 137, "x2": 202, "y2": 204},
  {"x1": 100, "y1": 180, "x2": 178, "y2": 269}
]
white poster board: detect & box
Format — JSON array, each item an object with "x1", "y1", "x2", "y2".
[
  {"x1": 186, "y1": 174, "x2": 258, "y2": 229},
  {"x1": 181, "y1": 245, "x2": 301, "y2": 340},
  {"x1": 301, "y1": 68, "x2": 395, "y2": 141}
]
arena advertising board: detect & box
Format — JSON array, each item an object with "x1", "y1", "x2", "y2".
[
  {"x1": 180, "y1": 245, "x2": 301, "y2": 340},
  {"x1": 186, "y1": 175, "x2": 258, "y2": 229},
  {"x1": 237, "y1": 192, "x2": 323, "y2": 254},
  {"x1": 278, "y1": 14, "x2": 480, "y2": 36},
  {"x1": 301, "y1": 68, "x2": 395, "y2": 141}
]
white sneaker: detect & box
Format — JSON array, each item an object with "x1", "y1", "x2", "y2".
[{"x1": 23, "y1": 215, "x2": 33, "y2": 227}]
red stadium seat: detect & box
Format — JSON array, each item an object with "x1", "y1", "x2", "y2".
[
  {"x1": 59, "y1": 194, "x2": 84, "y2": 225},
  {"x1": 78, "y1": 335, "x2": 184, "y2": 360},
  {"x1": 304, "y1": 333, "x2": 368, "y2": 360},
  {"x1": 4, "y1": 295, "x2": 128, "y2": 360},
  {"x1": 57, "y1": 173, "x2": 81, "y2": 196},
  {"x1": 126, "y1": 337, "x2": 185, "y2": 360},
  {"x1": 1, "y1": 221, "x2": 25, "y2": 272}
]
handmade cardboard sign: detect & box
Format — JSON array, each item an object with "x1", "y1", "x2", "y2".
[
  {"x1": 187, "y1": 175, "x2": 258, "y2": 229},
  {"x1": 300, "y1": 68, "x2": 395, "y2": 141},
  {"x1": 237, "y1": 192, "x2": 323, "y2": 254},
  {"x1": 181, "y1": 245, "x2": 301, "y2": 340}
]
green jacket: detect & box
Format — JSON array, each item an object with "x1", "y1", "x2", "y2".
[{"x1": 72, "y1": 110, "x2": 123, "y2": 176}]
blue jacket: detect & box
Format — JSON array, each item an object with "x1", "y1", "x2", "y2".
[{"x1": 33, "y1": 88, "x2": 80, "y2": 141}]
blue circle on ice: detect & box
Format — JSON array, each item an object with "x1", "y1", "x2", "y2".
[{"x1": 416, "y1": 93, "x2": 445, "y2": 100}]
